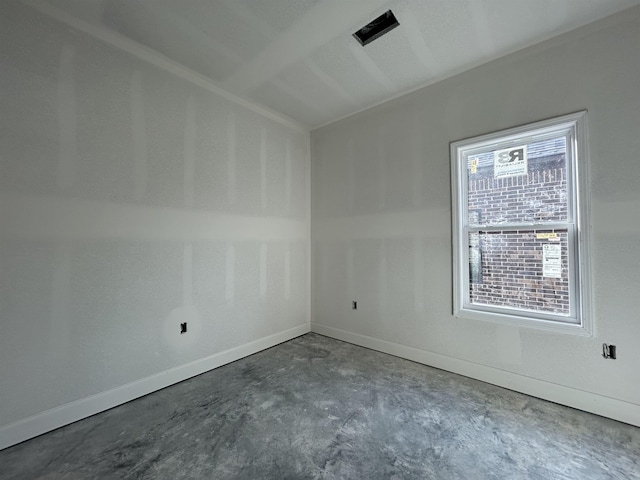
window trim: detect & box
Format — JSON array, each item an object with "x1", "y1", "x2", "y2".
[{"x1": 450, "y1": 111, "x2": 592, "y2": 335}]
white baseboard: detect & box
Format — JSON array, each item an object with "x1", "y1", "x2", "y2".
[
  {"x1": 0, "y1": 324, "x2": 310, "y2": 451},
  {"x1": 311, "y1": 323, "x2": 640, "y2": 428}
]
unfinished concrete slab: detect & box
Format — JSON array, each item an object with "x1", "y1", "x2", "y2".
[{"x1": 1, "y1": 333, "x2": 638, "y2": 479}]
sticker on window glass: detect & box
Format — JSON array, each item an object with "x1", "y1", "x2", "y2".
[
  {"x1": 542, "y1": 243, "x2": 562, "y2": 278},
  {"x1": 494, "y1": 145, "x2": 528, "y2": 178},
  {"x1": 536, "y1": 232, "x2": 558, "y2": 239}
]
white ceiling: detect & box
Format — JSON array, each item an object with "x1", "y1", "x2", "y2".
[{"x1": 29, "y1": 0, "x2": 640, "y2": 129}]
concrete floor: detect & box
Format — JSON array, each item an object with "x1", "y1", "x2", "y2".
[{"x1": 1, "y1": 333, "x2": 639, "y2": 479}]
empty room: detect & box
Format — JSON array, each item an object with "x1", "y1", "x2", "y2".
[{"x1": 1, "y1": 0, "x2": 640, "y2": 478}]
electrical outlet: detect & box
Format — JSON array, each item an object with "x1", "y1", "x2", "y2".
[
  {"x1": 180, "y1": 322, "x2": 187, "y2": 334},
  {"x1": 602, "y1": 343, "x2": 616, "y2": 359}
]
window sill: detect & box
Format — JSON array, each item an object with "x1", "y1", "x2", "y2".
[{"x1": 454, "y1": 307, "x2": 593, "y2": 336}]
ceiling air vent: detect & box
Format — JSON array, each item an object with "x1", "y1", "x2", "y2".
[{"x1": 353, "y1": 10, "x2": 400, "y2": 47}]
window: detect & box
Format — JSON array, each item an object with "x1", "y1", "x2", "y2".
[{"x1": 450, "y1": 112, "x2": 591, "y2": 334}]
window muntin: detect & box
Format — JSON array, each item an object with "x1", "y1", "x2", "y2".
[{"x1": 451, "y1": 112, "x2": 591, "y2": 334}]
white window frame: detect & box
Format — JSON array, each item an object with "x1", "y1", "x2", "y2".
[{"x1": 450, "y1": 111, "x2": 592, "y2": 335}]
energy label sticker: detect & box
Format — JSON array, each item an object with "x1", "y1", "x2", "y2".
[
  {"x1": 542, "y1": 243, "x2": 562, "y2": 278},
  {"x1": 536, "y1": 232, "x2": 558, "y2": 239}
]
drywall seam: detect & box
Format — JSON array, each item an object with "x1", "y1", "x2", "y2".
[
  {"x1": 311, "y1": 323, "x2": 640, "y2": 428},
  {"x1": 227, "y1": 110, "x2": 238, "y2": 206},
  {"x1": 225, "y1": 244, "x2": 236, "y2": 305},
  {"x1": 260, "y1": 128, "x2": 268, "y2": 211},
  {"x1": 312, "y1": 210, "x2": 450, "y2": 240},
  {"x1": 259, "y1": 243, "x2": 268, "y2": 299},
  {"x1": 130, "y1": 70, "x2": 148, "y2": 200},
  {"x1": 285, "y1": 139, "x2": 293, "y2": 214},
  {"x1": 56, "y1": 43, "x2": 78, "y2": 190},
  {"x1": 0, "y1": 192, "x2": 307, "y2": 241},
  {"x1": 221, "y1": 0, "x2": 391, "y2": 94},
  {"x1": 284, "y1": 243, "x2": 292, "y2": 300},
  {"x1": 0, "y1": 324, "x2": 310, "y2": 451},
  {"x1": 20, "y1": 0, "x2": 309, "y2": 134}
]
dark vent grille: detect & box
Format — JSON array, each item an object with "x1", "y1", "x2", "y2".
[{"x1": 353, "y1": 10, "x2": 400, "y2": 47}]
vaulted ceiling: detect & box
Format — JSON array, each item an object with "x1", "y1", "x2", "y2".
[{"x1": 27, "y1": 0, "x2": 640, "y2": 129}]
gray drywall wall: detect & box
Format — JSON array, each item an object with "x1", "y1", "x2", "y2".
[
  {"x1": 312, "y1": 8, "x2": 640, "y2": 421},
  {"x1": 0, "y1": 2, "x2": 309, "y2": 430}
]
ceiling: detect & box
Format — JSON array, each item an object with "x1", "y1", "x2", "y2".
[{"x1": 28, "y1": 0, "x2": 640, "y2": 129}]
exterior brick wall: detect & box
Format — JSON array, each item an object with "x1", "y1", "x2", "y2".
[{"x1": 467, "y1": 159, "x2": 570, "y2": 315}]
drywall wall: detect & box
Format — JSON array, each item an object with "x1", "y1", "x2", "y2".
[
  {"x1": 312, "y1": 6, "x2": 640, "y2": 426},
  {"x1": 0, "y1": 2, "x2": 309, "y2": 448}
]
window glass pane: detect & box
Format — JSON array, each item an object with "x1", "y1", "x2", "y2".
[
  {"x1": 468, "y1": 229, "x2": 570, "y2": 316},
  {"x1": 467, "y1": 137, "x2": 568, "y2": 226}
]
